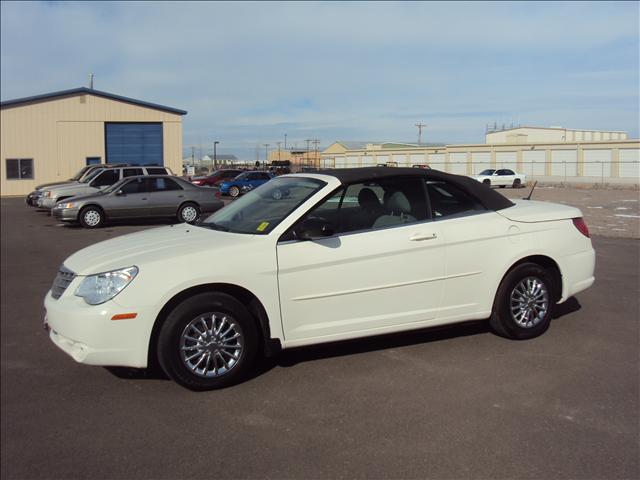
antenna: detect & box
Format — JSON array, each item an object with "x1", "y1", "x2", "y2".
[
  {"x1": 415, "y1": 122, "x2": 427, "y2": 145},
  {"x1": 524, "y1": 181, "x2": 538, "y2": 200},
  {"x1": 89, "y1": 73, "x2": 94, "y2": 89}
]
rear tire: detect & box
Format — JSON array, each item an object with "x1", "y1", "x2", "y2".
[
  {"x1": 177, "y1": 202, "x2": 200, "y2": 223},
  {"x1": 512, "y1": 178, "x2": 522, "y2": 188},
  {"x1": 157, "y1": 292, "x2": 259, "y2": 390},
  {"x1": 79, "y1": 206, "x2": 105, "y2": 228},
  {"x1": 489, "y1": 263, "x2": 555, "y2": 340},
  {"x1": 229, "y1": 186, "x2": 240, "y2": 198}
]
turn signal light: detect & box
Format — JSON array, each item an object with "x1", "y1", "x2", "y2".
[
  {"x1": 111, "y1": 313, "x2": 138, "y2": 321},
  {"x1": 572, "y1": 217, "x2": 590, "y2": 238}
]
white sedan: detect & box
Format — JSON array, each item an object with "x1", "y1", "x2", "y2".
[
  {"x1": 473, "y1": 169, "x2": 527, "y2": 188},
  {"x1": 44, "y1": 167, "x2": 595, "y2": 390}
]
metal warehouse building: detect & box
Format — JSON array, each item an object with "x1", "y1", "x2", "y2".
[{"x1": 0, "y1": 87, "x2": 186, "y2": 196}]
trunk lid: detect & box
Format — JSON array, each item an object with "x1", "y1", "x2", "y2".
[{"x1": 498, "y1": 199, "x2": 581, "y2": 223}]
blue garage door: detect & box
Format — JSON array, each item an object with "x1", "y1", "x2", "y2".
[{"x1": 105, "y1": 123, "x2": 163, "y2": 165}]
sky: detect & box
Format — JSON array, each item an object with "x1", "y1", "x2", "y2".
[{"x1": 1, "y1": 1, "x2": 638, "y2": 160}]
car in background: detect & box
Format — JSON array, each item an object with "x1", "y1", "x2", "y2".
[
  {"x1": 52, "y1": 175, "x2": 224, "y2": 228},
  {"x1": 26, "y1": 164, "x2": 128, "y2": 207},
  {"x1": 472, "y1": 169, "x2": 527, "y2": 188},
  {"x1": 219, "y1": 171, "x2": 273, "y2": 197},
  {"x1": 39, "y1": 166, "x2": 173, "y2": 209},
  {"x1": 44, "y1": 167, "x2": 595, "y2": 390},
  {"x1": 190, "y1": 169, "x2": 244, "y2": 187}
]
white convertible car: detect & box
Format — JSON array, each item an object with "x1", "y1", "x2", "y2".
[
  {"x1": 473, "y1": 169, "x2": 527, "y2": 188},
  {"x1": 44, "y1": 168, "x2": 595, "y2": 390}
]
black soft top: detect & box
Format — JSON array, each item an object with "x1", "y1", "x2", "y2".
[{"x1": 315, "y1": 167, "x2": 514, "y2": 211}]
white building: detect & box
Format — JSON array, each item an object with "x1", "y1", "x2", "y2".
[{"x1": 486, "y1": 126, "x2": 628, "y2": 144}]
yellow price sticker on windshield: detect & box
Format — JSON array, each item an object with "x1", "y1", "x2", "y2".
[{"x1": 257, "y1": 222, "x2": 270, "y2": 232}]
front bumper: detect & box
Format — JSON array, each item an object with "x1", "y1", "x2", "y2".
[
  {"x1": 26, "y1": 191, "x2": 41, "y2": 206},
  {"x1": 44, "y1": 289, "x2": 154, "y2": 368},
  {"x1": 40, "y1": 197, "x2": 56, "y2": 209},
  {"x1": 52, "y1": 206, "x2": 79, "y2": 222}
]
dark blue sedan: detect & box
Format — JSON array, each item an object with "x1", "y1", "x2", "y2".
[{"x1": 219, "y1": 171, "x2": 274, "y2": 197}]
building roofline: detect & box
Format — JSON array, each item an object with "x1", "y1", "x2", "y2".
[
  {"x1": 488, "y1": 126, "x2": 627, "y2": 134},
  {"x1": 0, "y1": 87, "x2": 187, "y2": 115}
]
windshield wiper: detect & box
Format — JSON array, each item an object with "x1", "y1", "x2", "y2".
[{"x1": 199, "y1": 221, "x2": 230, "y2": 232}]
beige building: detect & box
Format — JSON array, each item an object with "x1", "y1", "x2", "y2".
[
  {"x1": 1, "y1": 87, "x2": 186, "y2": 196},
  {"x1": 486, "y1": 126, "x2": 628, "y2": 144},
  {"x1": 322, "y1": 136, "x2": 640, "y2": 185}
]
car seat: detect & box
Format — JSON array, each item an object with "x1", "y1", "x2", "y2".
[{"x1": 372, "y1": 191, "x2": 416, "y2": 228}]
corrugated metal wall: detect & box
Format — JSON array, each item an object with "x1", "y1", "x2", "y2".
[{"x1": 1, "y1": 93, "x2": 183, "y2": 196}]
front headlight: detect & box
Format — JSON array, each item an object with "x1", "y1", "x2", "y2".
[
  {"x1": 43, "y1": 191, "x2": 52, "y2": 198},
  {"x1": 58, "y1": 202, "x2": 76, "y2": 209},
  {"x1": 75, "y1": 266, "x2": 138, "y2": 305}
]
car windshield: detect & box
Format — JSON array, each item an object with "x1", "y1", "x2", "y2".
[
  {"x1": 199, "y1": 177, "x2": 326, "y2": 235},
  {"x1": 72, "y1": 166, "x2": 92, "y2": 181},
  {"x1": 102, "y1": 178, "x2": 129, "y2": 194},
  {"x1": 479, "y1": 169, "x2": 496, "y2": 176},
  {"x1": 81, "y1": 168, "x2": 104, "y2": 183},
  {"x1": 233, "y1": 172, "x2": 250, "y2": 181}
]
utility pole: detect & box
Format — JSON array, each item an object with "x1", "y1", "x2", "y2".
[
  {"x1": 305, "y1": 139, "x2": 312, "y2": 165},
  {"x1": 284, "y1": 133, "x2": 287, "y2": 150},
  {"x1": 415, "y1": 122, "x2": 427, "y2": 145},
  {"x1": 276, "y1": 142, "x2": 282, "y2": 161},
  {"x1": 312, "y1": 139, "x2": 320, "y2": 168},
  {"x1": 263, "y1": 144, "x2": 270, "y2": 169},
  {"x1": 213, "y1": 141, "x2": 219, "y2": 171},
  {"x1": 191, "y1": 146, "x2": 195, "y2": 168}
]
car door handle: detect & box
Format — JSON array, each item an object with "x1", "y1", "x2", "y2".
[
  {"x1": 177, "y1": 195, "x2": 184, "y2": 198},
  {"x1": 409, "y1": 233, "x2": 438, "y2": 241},
  {"x1": 141, "y1": 197, "x2": 148, "y2": 200}
]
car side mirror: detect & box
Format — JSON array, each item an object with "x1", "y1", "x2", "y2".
[
  {"x1": 295, "y1": 217, "x2": 335, "y2": 241},
  {"x1": 115, "y1": 190, "x2": 125, "y2": 196}
]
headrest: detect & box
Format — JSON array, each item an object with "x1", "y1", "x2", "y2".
[
  {"x1": 358, "y1": 188, "x2": 380, "y2": 206},
  {"x1": 386, "y1": 191, "x2": 411, "y2": 214}
]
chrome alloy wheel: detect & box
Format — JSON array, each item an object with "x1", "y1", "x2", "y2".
[
  {"x1": 180, "y1": 313, "x2": 244, "y2": 377},
  {"x1": 83, "y1": 210, "x2": 101, "y2": 227},
  {"x1": 510, "y1": 276, "x2": 549, "y2": 328},
  {"x1": 181, "y1": 206, "x2": 198, "y2": 222}
]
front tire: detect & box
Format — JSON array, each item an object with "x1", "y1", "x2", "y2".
[
  {"x1": 229, "y1": 186, "x2": 240, "y2": 198},
  {"x1": 178, "y1": 202, "x2": 200, "y2": 223},
  {"x1": 483, "y1": 179, "x2": 491, "y2": 187},
  {"x1": 79, "y1": 206, "x2": 105, "y2": 228},
  {"x1": 489, "y1": 263, "x2": 555, "y2": 340},
  {"x1": 157, "y1": 292, "x2": 259, "y2": 390}
]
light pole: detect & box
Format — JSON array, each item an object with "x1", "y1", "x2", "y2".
[
  {"x1": 276, "y1": 142, "x2": 282, "y2": 161},
  {"x1": 213, "y1": 141, "x2": 219, "y2": 171},
  {"x1": 264, "y1": 144, "x2": 270, "y2": 169},
  {"x1": 284, "y1": 134, "x2": 287, "y2": 150}
]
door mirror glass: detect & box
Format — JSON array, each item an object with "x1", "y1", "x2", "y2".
[
  {"x1": 115, "y1": 189, "x2": 125, "y2": 196},
  {"x1": 295, "y1": 217, "x2": 335, "y2": 240}
]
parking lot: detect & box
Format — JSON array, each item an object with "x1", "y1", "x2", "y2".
[{"x1": 1, "y1": 192, "x2": 638, "y2": 479}]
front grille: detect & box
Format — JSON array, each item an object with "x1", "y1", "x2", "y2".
[{"x1": 51, "y1": 266, "x2": 76, "y2": 299}]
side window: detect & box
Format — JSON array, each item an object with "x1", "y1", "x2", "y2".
[
  {"x1": 260, "y1": 173, "x2": 272, "y2": 180},
  {"x1": 154, "y1": 178, "x2": 182, "y2": 191},
  {"x1": 91, "y1": 169, "x2": 119, "y2": 187},
  {"x1": 121, "y1": 179, "x2": 142, "y2": 194},
  {"x1": 146, "y1": 167, "x2": 168, "y2": 175},
  {"x1": 299, "y1": 177, "x2": 428, "y2": 236},
  {"x1": 426, "y1": 180, "x2": 486, "y2": 220},
  {"x1": 123, "y1": 168, "x2": 144, "y2": 177},
  {"x1": 247, "y1": 173, "x2": 260, "y2": 180}
]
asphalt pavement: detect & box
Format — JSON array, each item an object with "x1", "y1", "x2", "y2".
[{"x1": 1, "y1": 198, "x2": 638, "y2": 479}]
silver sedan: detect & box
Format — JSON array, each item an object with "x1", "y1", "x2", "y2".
[{"x1": 52, "y1": 175, "x2": 224, "y2": 228}]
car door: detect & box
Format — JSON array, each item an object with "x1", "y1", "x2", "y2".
[
  {"x1": 106, "y1": 177, "x2": 152, "y2": 218},
  {"x1": 425, "y1": 178, "x2": 510, "y2": 318},
  {"x1": 496, "y1": 169, "x2": 514, "y2": 186},
  {"x1": 147, "y1": 177, "x2": 185, "y2": 216},
  {"x1": 277, "y1": 176, "x2": 446, "y2": 342}
]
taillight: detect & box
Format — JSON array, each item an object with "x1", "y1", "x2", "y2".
[
  {"x1": 215, "y1": 190, "x2": 221, "y2": 199},
  {"x1": 572, "y1": 217, "x2": 590, "y2": 238}
]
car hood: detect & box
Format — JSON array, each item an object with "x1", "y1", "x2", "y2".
[
  {"x1": 47, "y1": 182, "x2": 92, "y2": 193},
  {"x1": 63, "y1": 224, "x2": 255, "y2": 275},
  {"x1": 498, "y1": 199, "x2": 581, "y2": 223},
  {"x1": 36, "y1": 179, "x2": 75, "y2": 190}
]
